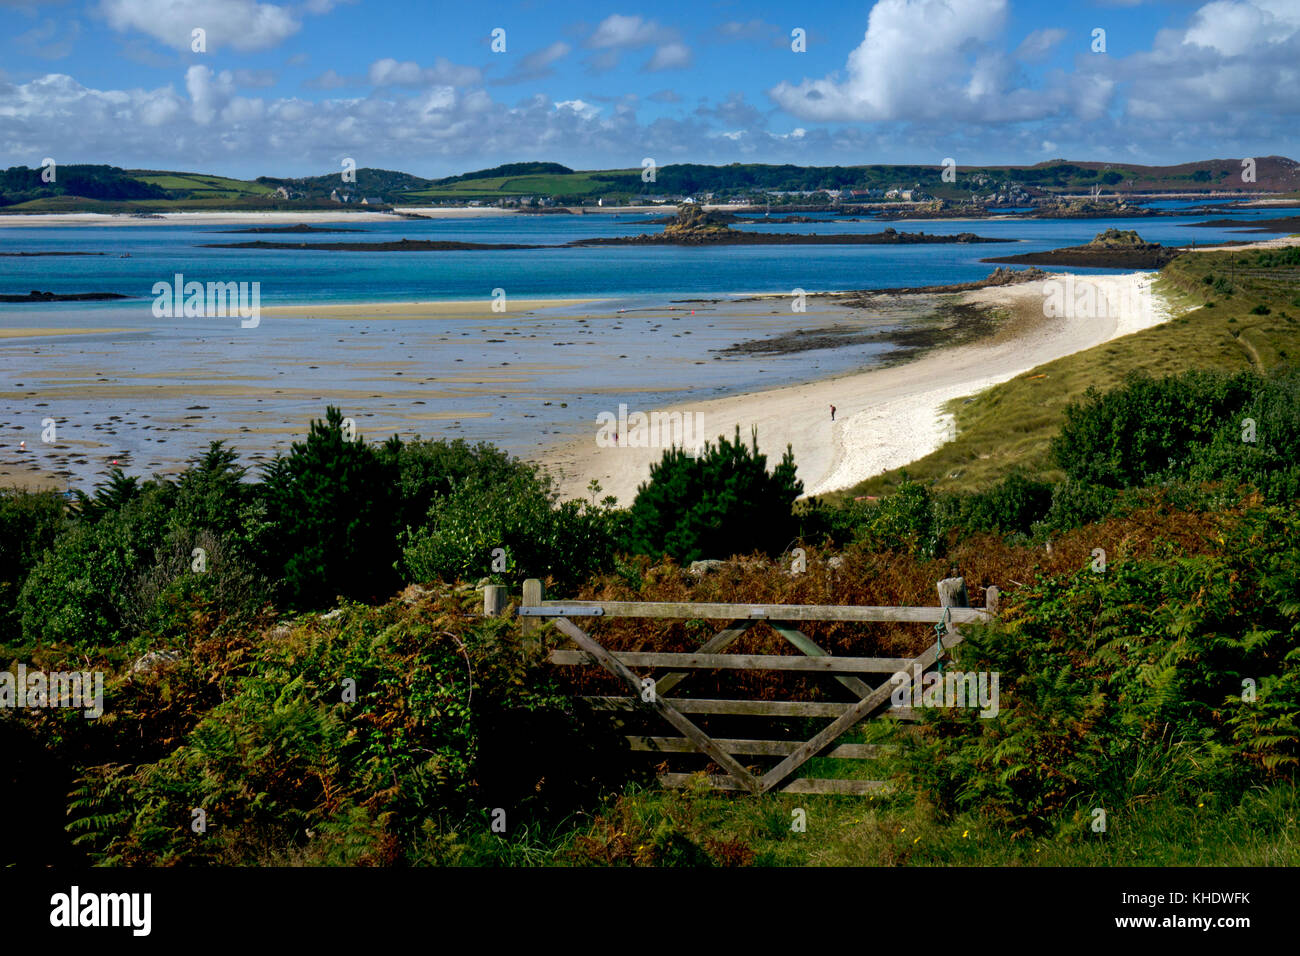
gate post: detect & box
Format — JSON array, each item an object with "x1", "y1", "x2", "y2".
[
  {"x1": 937, "y1": 576, "x2": 968, "y2": 608},
  {"x1": 521, "y1": 578, "x2": 545, "y2": 654},
  {"x1": 483, "y1": 584, "x2": 507, "y2": 618}
]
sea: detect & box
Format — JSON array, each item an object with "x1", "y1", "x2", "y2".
[{"x1": 0, "y1": 200, "x2": 1293, "y2": 490}]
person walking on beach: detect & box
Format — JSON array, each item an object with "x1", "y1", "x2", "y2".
[{"x1": 830, "y1": 404, "x2": 836, "y2": 422}]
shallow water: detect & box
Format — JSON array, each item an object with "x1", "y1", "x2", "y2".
[{"x1": 0, "y1": 206, "x2": 1293, "y2": 491}]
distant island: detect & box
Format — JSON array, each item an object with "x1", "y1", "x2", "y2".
[
  {"x1": 0, "y1": 290, "x2": 130, "y2": 302},
  {"x1": 983, "y1": 229, "x2": 1182, "y2": 268},
  {"x1": 1, "y1": 156, "x2": 1296, "y2": 215},
  {"x1": 201, "y1": 204, "x2": 1009, "y2": 251},
  {"x1": 570, "y1": 204, "x2": 1006, "y2": 246}
]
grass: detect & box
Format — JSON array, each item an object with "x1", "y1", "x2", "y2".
[
  {"x1": 828, "y1": 249, "x2": 1300, "y2": 501},
  {"x1": 2, "y1": 194, "x2": 368, "y2": 214},
  {"x1": 408, "y1": 169, "x2": 639, "y2": 202},
  {"x1": 416, "y1": 778, "x2": 1299, "y2": 866},
  {"x1": 129, "y1": 171, "x2": 276, "y2": 197}
]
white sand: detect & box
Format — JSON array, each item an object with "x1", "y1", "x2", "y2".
[
  {"x1": 540, "y1": 273, "x2": 1175, "y2": 504},
  {"x1": 0, "y1": 205, "x2": 674, "y2": 227}
]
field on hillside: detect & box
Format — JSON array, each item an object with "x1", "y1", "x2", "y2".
[
  {"x1": 130, "y1": 171, "x2": 277, "y2": 200},
  {"x1": 408, "y1": 169, "x2": 638, "y2": 201}
]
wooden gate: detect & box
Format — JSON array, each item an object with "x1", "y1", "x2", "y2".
[{"x1": 484, "y1": 577, "x2": 998, "y2": 795}]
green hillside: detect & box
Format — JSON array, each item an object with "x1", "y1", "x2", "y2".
[
  {"x1": 131, "y1": 170, "x2": 276, "y2": 200},
  {"x1": 828, "y1": 245, "x2": 1300, "y2": 501},
  {"x1": 408, "y1": 169, "x2": 638, "y2": 202},
  {"x1": 1, "y1": 157, "x2": 1296, "y2": 213}
]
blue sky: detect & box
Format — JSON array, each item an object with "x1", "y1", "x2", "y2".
[{"x1": 1, "y1": 0, "x2": 1296, "y2": 178}]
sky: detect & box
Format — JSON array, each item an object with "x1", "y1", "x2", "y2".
[{"x1": 0, "y1": 0, "x2": 1296, "y2": 179}]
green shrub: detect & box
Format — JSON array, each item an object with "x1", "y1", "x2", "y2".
[
  {"x1": 1052, "y1": 369, "x2": 1261, "y2": 488},
  {"x1": 901, "y1": 501, "x2": 1300, "y2": 833},
  {"x1": 1037, "y1": 479, "x2": 1118, "y2": 533},
  {"x1": 945, "y1": 472, "x2": 1054, "y2": 537},
  {"x1": 261, "y1": 408, "x2": 401, "y2": 608},
  {"x1": 19, "y1": 484, "x2": 173, "y2": 647},
  {"x1": 125, "y1": 527, "x2": 270, "y2": 641},
  {"x1": 853, "y1": 476, "x2": 941, "y2": 557},
  {"x1": 0, "y1": 489, "x2": 68, "y2": 639},
  {"x1": 64, "y1": 591, "x2": 619, "y2": 865},
  {"x1": 400, "y1": 467, "x2": 620, "y2": 592},
  {"x1": 391, "y1": 437, "x2": 531, "y2": 534},
  {"x1": 621, "y1": 426, "x2": 802, "y2": 562}
]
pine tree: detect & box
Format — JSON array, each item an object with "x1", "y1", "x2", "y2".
[
  {"x1": 622, "y1": 426, "x2": 802, "y2": 562},
  {"x1": 261, "y1": 408, "x2": 400, "y2": 607}
]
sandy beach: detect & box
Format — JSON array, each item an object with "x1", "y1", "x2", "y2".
[
  {"x1": 260, "y1": 298, "x2": 602, "y2": 319},
  {"x1": 0, "y1": 206, "x2": 672, "y2": 228},
  {"x1": 539, "y1": 272, "x2": 1175, "y2": 504}
]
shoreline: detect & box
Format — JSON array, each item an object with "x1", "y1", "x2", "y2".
[
  {"x1": 0, "y1": 206, "x2": 673, "y2": 228},
  {"x1": 535, "y1": 272, "x2": 1175, "y2": 504},
  {"x1": 0, "y1": 272, "x2": 1181, "y2": 498}
]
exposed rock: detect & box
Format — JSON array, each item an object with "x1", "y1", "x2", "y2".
[{"x1": 130, "y1": 649, "x2": 183, "y2": 675}]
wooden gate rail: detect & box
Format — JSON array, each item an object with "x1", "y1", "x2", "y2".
[{"x1": 484, "y1": 578, "x2": 998, "y2": 796}]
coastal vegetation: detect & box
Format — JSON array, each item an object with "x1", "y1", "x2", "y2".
[
  {"x1": 2, "y1": 248, "x2": 1297, "y2": 868},
  {"x1": 836, "y1": 245, "x2": 1300, "y2": 498},
  {"x1": 3, "y1": 157, "x2": 1296, "y2": 213}
]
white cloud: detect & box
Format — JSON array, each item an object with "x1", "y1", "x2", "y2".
[
  {"x1": 185, "y1": 64, "x2": 234, "y2": 124},
  {"x1": 585, "y1": 13, "x2": 689, "y2": 73},
  {"x1": 523, "y1": 41, "x2": 571, "y2": 71},
  {"x1": 233, "y1": 69, "x2": 276, "y2": 88},
  {"x1": 769, "y1": 0, "x2": 1018, "y2": 122},
  {"x1": 305, "y1": 69, "x2": 348, "y2": 90},
  {"x1": 493, "y1": 41, "x2": 571, "y2": 85},
  {"x1": 1183, "y1": 0, "x2": 1299, "y2": 57},
  {"x1": 555, "y1": 98, "x2": 600, "y2": 120},
  {"x1": 368, "y1": 57, "x2": 482, "y2": 88},
  {"x1": 1016, "y1": 27, "x2": 1066, "y2": 61},
  {"x1": 718, "y1": 20, "x2": 778, "y2": 41},
  {"x1": 17, "y1": 17, "x2": 81, "y2": 59},
  {"x1": 99, "y1": 0, "x2": 301, "y2": 52},
  {"x1": 645, "y1": 42, "x2": 691, "y2": 71},
  {"x1": 587, "y1": 14, "x2": 665, "y2": 49}
]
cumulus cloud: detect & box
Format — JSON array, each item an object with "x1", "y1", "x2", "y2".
[
  {"x1": 586, "y1": 14, "x2": 665, "y2": 49},
  {"x1": 1016, "y1": 27, "x2": 1066, "y2": 61},
  {"x1": 769, "y1": 0, "x2": 1023, "y2": 122},
  {"x1": 555, "y1": 98, "x2": 600, "y2": 120},
  {"x1": 585, "y1": 14, "x2": 691, "y2": 73},
  {"x1": 3, "y1": 0, "x2": 1297, "y2": 176},
  {"x1": 645, "y1": 42, "x2": 691, "y2": 71},
  {"x1": 367, "y1": 57, "x2": 482, "y2": 88},
  {"x1": 494, "y1": 41, "x2": 572, "y2": 85},
  {"x1": 718, "y1": 20, "x2": 778, "y2": 41},
  {"x1": 1183, "y1": 0, "x2": 1300, "y2": 56},
  {"x1": 99, "y1": 0, "x2": 302, "y2": 52},
  {"x1": 305, "y1": 68, "x2": 348, "y2": 90},
  {"x1": 17, "y1": 18, "x2": 81, "y2": 59}
]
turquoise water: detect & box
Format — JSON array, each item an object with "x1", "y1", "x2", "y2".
[
  {"x1": 0, "y1": 204, "x2": 1290, "y2": 311},
  {"x1": 0, "y1": 203, "x2": 1294, "y2": 490}
]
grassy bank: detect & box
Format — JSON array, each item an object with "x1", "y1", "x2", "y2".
[{"x1": 830, "y1": 247, "x2": 1300, "y2": 500}]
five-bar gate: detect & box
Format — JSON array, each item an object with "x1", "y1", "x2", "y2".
[{"x1": 484, "y1": 577, "x2": 998, "y2": 795}]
